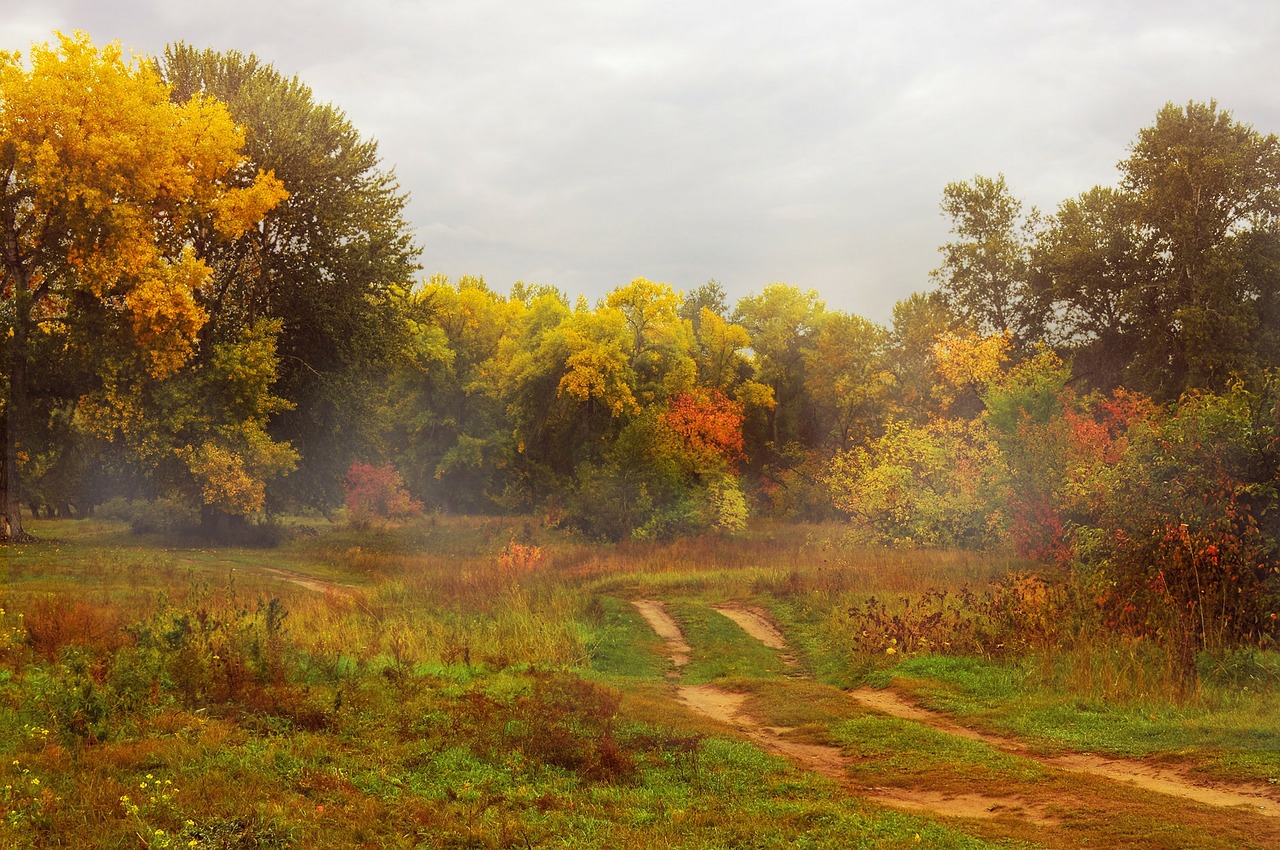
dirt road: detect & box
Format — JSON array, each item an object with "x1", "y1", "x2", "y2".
[{"x1": 633, "y1": 594, "x2": 1280, "y2": 840}]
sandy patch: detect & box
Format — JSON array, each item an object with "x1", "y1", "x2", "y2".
[{"x1": 631, "y1": 599, "x2": 693, "y2": 669}]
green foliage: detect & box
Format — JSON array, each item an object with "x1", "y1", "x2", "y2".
[
  {"x1": 733, "y1": 283, "x2": 826, "y2": 458},
  {"x1": 161, "y1": 44, "x2": 421, "y2": 512},
  {"x1": 932, "y1": 173, "x2": 1043, "y2": 344}
]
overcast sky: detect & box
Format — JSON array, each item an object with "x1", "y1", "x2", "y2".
[{"x1": 3, "y1": 1, "x2": 1277, "y2": 321}]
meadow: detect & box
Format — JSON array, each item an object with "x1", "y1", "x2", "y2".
[{"x1": 0, "y1": 515, "x2": 1277, "y2": 849}]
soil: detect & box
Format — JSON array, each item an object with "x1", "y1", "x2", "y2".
[
  {"x1": 257, "y1": 566, "x2": 358, "y2": 598},
  {"x1": 711, "y1": 603, "x2": 799, "y2": 668},
  {"x1": 631, "y1": 599, "x2": 693, "y2": 671},
  {"x1": 676, "y1": 681, "x2": 1056, "y2": 823}
]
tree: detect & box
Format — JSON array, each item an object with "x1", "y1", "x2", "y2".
[
  {"x1": 160, "y1": 45, "x2": 421, "y2": 510},
  {"x1": 1119, "y1": 101, "x2": 1280, "y2": 397},
  {"x1": 390, "y1": 275, "x2": 524, "y2": 511},
  {"x1": 1032, "y1": 186, "x2": 1150, "y2": 389},
  {"x1": 605, "y1": 278, "x2": 696, "y2": 403},
  {"x1": 932, "y1": 174, "x2": 1043, "y2": 344},
  {"x1": 824, "y1": 417, "x2": 1009, "y2": 548},
  {"x1": 0, "y1": 33, "x2": 284, "y2": 539},
  {"x1": 1074, "y1": 380, "x2": 1280, "y2": 686},
  {"x1": 679, "y1": 279, "x2": 729, "y2": 330},
  {"x1": 803, "y1": 311, "x2": 892, "y2": 453},
  {"x1": 733, "y1": 283, "x2": 826, "y2": 451},
  {"x1": 75, "y1": 317, "x2": 301, "y2": 528},
  {"x1": 884, "y1": 291, "x2": 956, "y2": 422}
]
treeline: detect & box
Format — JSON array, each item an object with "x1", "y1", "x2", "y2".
[{"x1": 3, "y1": 33, "x2": 1280, "y2": 638}]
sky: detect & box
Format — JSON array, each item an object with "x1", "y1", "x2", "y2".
[{"x1": 3, "y1": 1, "x2": 1277, "y2": 322}]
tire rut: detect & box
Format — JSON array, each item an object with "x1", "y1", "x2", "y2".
[
  {"x1": 634, "y1": 596, "x2": 1280, "y2": 824},
  {"x1": 635, "y1": 597, "x2": 1055, "y2": 822},
  {"x1": 630, "y1": 599, "x2": 692, "y2": 673},
  {"x1": 849, "y1": 687, "x2": 1280, "y2": 817}
]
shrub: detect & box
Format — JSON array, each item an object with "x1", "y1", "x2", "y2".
[
  {"x1": 343, "y1": 461, "x2": 423, "y2": 528},
  {"x1": 96, "y1": 497, "x2": 200, "y2": 535}
]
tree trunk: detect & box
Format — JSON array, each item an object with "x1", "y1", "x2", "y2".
[{"x1": 4, "y1": 289, "x2": 32, "y2": 542}]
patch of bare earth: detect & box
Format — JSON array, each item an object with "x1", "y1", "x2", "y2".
[
  {"x1": 850, "y1": 687, "x2": 1280, "y2": 818},
  {"x1": 712, "y1": 603, "x2": 800, "y2": 668},
  {"x1": 257, "y1": 567, "x2": 358, "y2": 598},
  {"x1": 677, "y1": 682, "x2": 1053, "y2": 822},
  {"x1": 630, "y1": 599, "x2": 692, "y2": 672}
]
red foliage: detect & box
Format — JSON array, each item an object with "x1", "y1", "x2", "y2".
[
  {"x1": 660, "y1": 388, "x2": 745, "y2": 471},
  {"x1": 343, "y1": 462, "x2": 423, "y2": 524},
  {"x1": 1006, "y1": 388, "x2": 1157, "y2": 561}
]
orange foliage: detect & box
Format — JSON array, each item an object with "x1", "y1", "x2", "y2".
[{"x1": 660, "y1": 387, "x2": 745, "y2": 471}]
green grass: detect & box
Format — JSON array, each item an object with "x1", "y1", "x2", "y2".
[
  {"x1": 831, "y1": 714, "x2": 1050, "y2": 785},
  {"x1": 586, "y1": 596, "x2": 669, "y2": 679},
  {"x1": 876, "y1": 654, "x2": 1280, "y2": 783},
  {"x1": 670, "y1": 600, "x2": 784, "y2": 684}
]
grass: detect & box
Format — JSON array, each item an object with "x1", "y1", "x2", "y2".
[{"x1": 0, "y1": 514, "x2": 1277, "y2": 848}]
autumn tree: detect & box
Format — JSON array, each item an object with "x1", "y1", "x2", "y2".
[
  {"x1": 883, "y1": 291, "x2": 956, "y2": 422},
  {"x1": 803, "y1": 311, "x2": 892, "y2": 453},
  {"x1": 824, "y1": 417, "x2": 1010, "y2": 548},
  {"x1": 160, "y1": 45, "x2": 421, "y2": 510},
  {"x1": 679, "y1": 279, "x2": 730, "y2": 331},
  {"x1": 390, "y1": 275, "x2": 524, "y2": 511},
  {"x1": 0, "y1": 33, "x2": 284, "y2": 539},
  {"x1": 605, "y1": 277, "x2": 696, "y2": 403}
]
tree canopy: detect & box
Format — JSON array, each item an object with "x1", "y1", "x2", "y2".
[{"x1": 0, "y1": 32, "x2": 285, "y2": 539}]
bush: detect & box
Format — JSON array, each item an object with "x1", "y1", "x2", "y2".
[
  {"x1": 96, "y1": 497, "x2": 200, "y2": 535},
  {"x1": 343, "y1": 462, "x2": 423, "y2": 528}
]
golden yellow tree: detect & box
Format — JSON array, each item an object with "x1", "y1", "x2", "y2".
[{"x1": 0, "y1": 32, "x2": 285, "y2": 539}]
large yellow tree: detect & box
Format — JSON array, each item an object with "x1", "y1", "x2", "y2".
[{"x1": 0, "y1": 32, "x2": 285, "y2": 539}]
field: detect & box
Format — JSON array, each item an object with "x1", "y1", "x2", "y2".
[{"x1": 1, "y1": 516, "x2": 1278, "y2": 849}]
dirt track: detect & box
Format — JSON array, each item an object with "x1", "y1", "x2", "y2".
[
  {"x1": 849, "y1": 686, "x2": 1280, "y2": 816},
  {"x1": 677, "y1": 680, "x2": 1056, "y2": 822},
  {"x1": 636, "y1": 595, "x2": 1280, "y2": 827},
  {"x1": 630, "y1": 599, "x2": 692, "y2": 670},
  {"x1": 712, "y1": 603, "x2": 800, "y2": 668},
  {"x1": 258, "y1": 566, "x2": 358, "y2": 597}
]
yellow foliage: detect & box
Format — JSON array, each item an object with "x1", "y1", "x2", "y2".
[
  {"x1": 932, "y1": 329, "x2": 1012, "y2": 396},
  {"x1": 182, "y1": 426, "x2": 298, "y2": 515},
  {"x1": 696, "y1": 308, "x2": 752, "y2": 389},
  {"x1": 124, "y1": 250, "x2": 211, "y2": 378},
  {"x1": 553, "y1": 308, "x2": 641, "y2": 417},
  {"x1": 558, "y1": 344, "x2": 640, "y2": 417},
  {"x1": 733, "y1": 380, "x2": 777, "y2": 412},
  {"x1": 0, "y1": 30, "x2": 284, "y2": 365},
  {"x1": 212, "y1": 170, "x2": 289, "y2": 239},
  {"x1": 184, "y1": 443, "x2": 262, "y2": 514}
]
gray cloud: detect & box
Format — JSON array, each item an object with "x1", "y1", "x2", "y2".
[{"x1": 4, "y1": 0, "x2": 1278, "y2": 321}]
